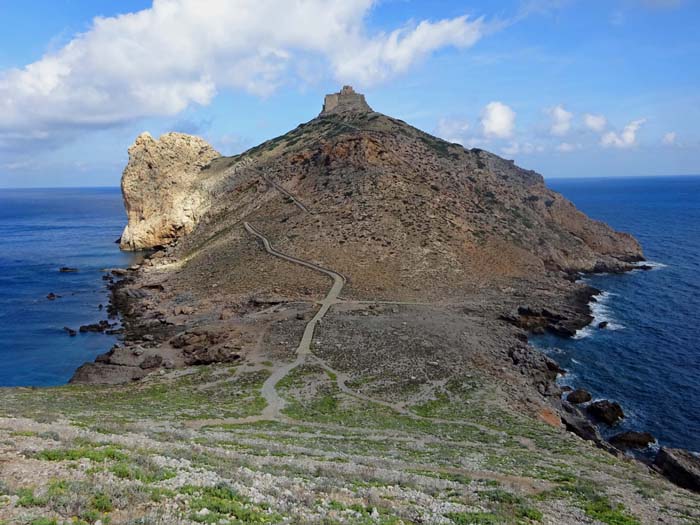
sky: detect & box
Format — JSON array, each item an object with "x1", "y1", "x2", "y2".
[{"x1": 0, "y1": 0, "x2": 698, "y2": 187}]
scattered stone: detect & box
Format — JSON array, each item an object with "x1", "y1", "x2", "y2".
[
  {"x1": 140, "y1": 354, "x2": 164, "y2": 370},
  {"x1": 567, "y1": 389, "x2": 592, "y2": 404},
  {"x1": 587, "y1": 400, "x2": 625, "y2": 425},
  {"x1": 610, "y1": 431, "x2": 655, "y2": 449},
  {"x1": 174, "y1": 305, "x2": 195, "y2": 315},
  {"x1": 654, "y1": 447, "x2": 700, "y2": 493}
]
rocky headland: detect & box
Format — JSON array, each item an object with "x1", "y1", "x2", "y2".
[
  {"x1": 2, "y1": 87, "x2": 699, "y2": 524},
  {"x1": 119, "y1": 131, "x2": 220, "y2": 251}
]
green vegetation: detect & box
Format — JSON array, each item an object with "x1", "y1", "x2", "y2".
[
  {"x1": 38, "y1": 445, "x2": 126, "y2": 462},
  {"x1": 182, "y1": 484, "x2": 281, "y2": 524},
  {"x1": 540, "y1": 480, "x2": 640, "y2": 525},
  {"x1": 0, "y1": 367, "x2": 270, "y2": 423},
  {"x1": 446, "y1": 511, "x2": 501, "y2": 524},
  {"x1": 0, "y1": 355, "x2": 672, "y2": 524},
  {"x1": 110, "y1": 459, "x2": 176, "y2": 483},
  {"x1": 17, "y1": 488, "x2": 47, "y2": 507}
]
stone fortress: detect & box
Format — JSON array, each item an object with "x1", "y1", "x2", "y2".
[{"x1": 320, "y1": 85, "x2": 373, "y2": 115}]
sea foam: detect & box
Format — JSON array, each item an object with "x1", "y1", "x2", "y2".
[
  {"x1": 634, "y1": 260, "x2": 668, "y2": 270},
  {"x1": 574, "y1": 291, "x2": 624, "y2": 339}
]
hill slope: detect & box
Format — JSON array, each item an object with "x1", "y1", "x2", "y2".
[{"x1": 5, "y1": 88, "x2": 696, "y2": 524}]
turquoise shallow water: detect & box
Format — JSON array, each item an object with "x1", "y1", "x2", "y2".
[
  {"x1": 0, "y1": 188, "x2": 138, "y2": 386},
  {"x1": 535, "y1": 175, "x2": 700, "y2": 453}
]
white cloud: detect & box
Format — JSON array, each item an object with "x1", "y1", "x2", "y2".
[
  {"x1": 601, "y1": 119, "x2": 646, "y2": 148},
  {"x1": 663, "y1": 131, "x2": 677, "y2": 145},
  {"x1": 481, "y1": 101, "x2": 516, "y2": 138},
  {"x1": 548, "y1": 105, "x2": 573, "y2": 136},
  {"x1": 334, "y1": 16, "x2": 485, "y2": 85},
  {"x1": 557, "y1": 142, "x2": 581, "y2": 152},
  {"x1": 583, "y1": 113, "x2": 607, "y2": 132},
  {"x1": 435, "y1": 117, "x2": 470, "y2": 143},
  {"x1": 0, "y1": 0, "x2": 487, "y2": 151}
]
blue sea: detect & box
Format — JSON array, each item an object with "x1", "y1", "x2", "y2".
[
  {"x1": 0, "y1": 188, "x2": 138, "y2": 387},
  {"x1": 537, "y1": 176, "x2": 700, "y2": 453},
  {"x1": 0, "y1": 179, "x2": 698, "y2": 453}
]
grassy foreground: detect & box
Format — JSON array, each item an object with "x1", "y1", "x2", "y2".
[{"x1": 1, "y1": 364, "x2": 699, "y2": 524}]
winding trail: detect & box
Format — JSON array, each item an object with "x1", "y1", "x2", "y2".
[
  {"x1": 259, "y1": 173, "x2": 315, "y2": 215},
  {"x1": 192, "y1": 157, "x2": 505, "y2": 435},
  {"x1": 244, "y1": 221, "x2": 345, "y2": 419}
]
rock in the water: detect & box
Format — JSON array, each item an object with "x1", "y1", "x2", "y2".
[
  {"x1": 610, "y1": 431, "x2": 655, "y2": 449},
  {"x1": 46, "y1": 292, "x2": 59, "y2": 300},
  {"x1": 561, "y1": 402, "x2": 602, "y2": 443},
  {"x1": 654, "y1": 447, "x2": 700, "y2": 493},
  {"x1": 567, "y1": 388, "x2": 592, "y2": 404},
  {"x1": 587, "y1": 400, "x2": 625, "y2": 425},
  {"x1": 59, "y1": 267, "x2": 78, "y2": 273},
  {"x1": 598, "y1": 321, "x2": 609, "y2": 329},
  {"x1": 119, "y1": 132, "x2": 220, "y2": 251},
  {"x1": 79, "y1": 320, "x2": 113, "y2": 333},
  {"x1": 63, "y1": 327, "x2": 77, "y2": 337}
]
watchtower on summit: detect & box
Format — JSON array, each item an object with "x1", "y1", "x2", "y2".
[{"x1": 320, "y1": 86, "x2": 373, "y2": 115}]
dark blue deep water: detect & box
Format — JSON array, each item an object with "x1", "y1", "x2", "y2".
[
  {"x1": 0, "y1": 188, "x2": 138, "y2": 387},
  {"x1": 536, "y1": 176, "x2": 700, "y2": 453}
]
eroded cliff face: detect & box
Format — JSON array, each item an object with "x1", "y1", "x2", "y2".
[{"x1": 119, "y1": 132, "x2": 220, "y2": 251}]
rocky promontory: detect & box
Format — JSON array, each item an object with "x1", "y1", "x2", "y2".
[
  {"x1": 119, "y1": 132, "x2": 219, "y2": 251},
  {"x1": 2, "y1": 87, "x2": 698, "y2": 525},
  {"x1": 83, "y1": 86, "x2": 645, "y2": 398}
]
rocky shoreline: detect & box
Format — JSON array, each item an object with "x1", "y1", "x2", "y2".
[{"x1": 519, "y1": 268, "x2": 700, "y2": 492}]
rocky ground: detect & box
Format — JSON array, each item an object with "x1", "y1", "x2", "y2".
[
  {"x1": 2, "y1": 356, "x2": 700, "y2": 524},
  {"x1": 2, "y1": 88, "x2": 699, "y2": 524}
]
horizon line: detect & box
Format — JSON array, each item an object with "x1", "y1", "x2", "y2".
[{"x1": 1, "y1": 173, "x2": 700, "y2": 191}]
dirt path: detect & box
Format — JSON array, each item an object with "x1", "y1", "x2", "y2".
[
  {"x1": 244, "y1": 221, "x2": 345, "y2": 420},
  {"x1": 259, "y1": 172, "x2": 315, "y2": 215}
]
